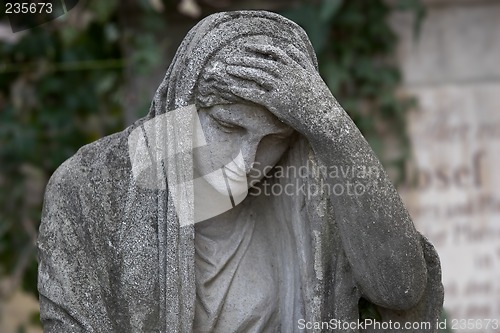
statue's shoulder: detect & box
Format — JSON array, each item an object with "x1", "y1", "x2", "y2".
[
  {"x1": 47, "y1": 126, "x2": 133, "y2": 194},
  {"x1": 41, "y1": 126, "x2": 135, "y2": 238}
]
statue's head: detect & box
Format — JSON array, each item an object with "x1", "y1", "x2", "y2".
[
  {"x1": 192, "y1": 32, "x2": 305, "y2": 196},
  {"x1": 147, "y1": 11, "x2": 317, "y2": 198}
]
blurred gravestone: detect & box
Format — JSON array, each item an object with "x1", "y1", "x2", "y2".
[{"x1": 393, "y1": 2, "x2": 500, "y2": 331}]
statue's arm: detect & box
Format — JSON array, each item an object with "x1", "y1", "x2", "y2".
[
  {"x1": 308, "y1": 107, "x2": 428, "y2": 311},
  {"x1": 214, "y1": 43, "x2": 429, "y2": 310},
  {"x1": 38, "y1": 161, "x2": 110, "y2": 332}
]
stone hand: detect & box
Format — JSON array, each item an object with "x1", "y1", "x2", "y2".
[{"x1": 219, "y1": 43, "x2": 339, "y2": 138}]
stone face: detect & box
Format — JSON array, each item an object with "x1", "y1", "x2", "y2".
[{"x1": 38, "y1": 10, "x2": 443, "y2": 332}]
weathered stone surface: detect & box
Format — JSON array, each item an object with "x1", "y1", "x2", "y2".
[
  {"x1": 391, "y1": 3, "x2": 500, "y2": 86},
  {"x1": 38, "y1": 10, "x2": 443, "y2": 332}
]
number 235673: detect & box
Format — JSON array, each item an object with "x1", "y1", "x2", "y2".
[{"x1": 5, "y1": 2, "x2": 53, "y2": 14}]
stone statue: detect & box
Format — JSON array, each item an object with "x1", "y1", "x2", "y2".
[{"x1": 38, "y1": 10, "x2": 443, "y2": 333}]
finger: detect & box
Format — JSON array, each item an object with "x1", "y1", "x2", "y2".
[
  {"x1": 201, "y1": 71, "x2": 226, "y2": 86},
  {"x1": 212, "y1": 81, "x2": 264, "y2": 103},
  {"x1": 285, "y1": 44, "x2": 313, "y2": 70},
  {"x1": 228, "y1": 86, "x2": 267, "y2": 106},
  {"x1": 197, "y1": 85, "x2": 238, "y2": 106},
  {"x1": 197, "y1": 94, "x2": 217, "y2": 106},
  {"x1": 201, "y1": 59, "x2": 239, "y2": 85},
  {"x1": 218, "y1": 75, "x2": 268, "y2": 94},
  {"x1": 225, "y1": 56, "x2": 281, "y2": 77},
  {"x1": 226, "y1": 65, "x2": 276, "y2": 91},
  {"x1": 202, "y1": 72, "x2": 246, "y2": 90},
  {"x1": 198, "y1": 80, "x2": 216, "y2": 96},
  {"x1": 243, "y1": 43, "x2": 295, "y2": 65},
  {"x1": 198, "y1": 80, "x2": 233, "y2": 96},
  {"x1": 212, "y1": 87, "x2": 239, "y2": 102}
]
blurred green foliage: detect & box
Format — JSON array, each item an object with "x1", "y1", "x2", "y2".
[
  {"x1": 0, "y1": 0, "x2": 178, "y2": 302},
  {"x1": 0, "y1": 1, "x2": 126, "y2": 298},
  {"x1": 0, "y1": 0, "x2": 425, "y2": 321}
]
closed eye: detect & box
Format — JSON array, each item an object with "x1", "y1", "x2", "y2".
[
  {"x1": 210, "y1": 114, "x2": 242, "y2": 132},
  {"x1": 266, "y1": 133, "x2": 290, "y2": 142}
]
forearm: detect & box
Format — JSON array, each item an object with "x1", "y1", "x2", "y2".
[
  {"x1": 222, "y1": 44, "x2": 429, "y2": 308},
  {"x1": 307, "y1": 100, "x2": 427, "y2": 309}
]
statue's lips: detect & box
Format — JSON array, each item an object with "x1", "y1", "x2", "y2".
[{"x1": 223, "y1": 165, "x2": 247, "y2": 182}]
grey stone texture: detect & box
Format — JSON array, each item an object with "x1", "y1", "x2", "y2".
[
  {"x1": 38, "y1": 10, "x2": 443, "y2": 332},
  {"x1": 391, "y1": 2, "x2": 500, "y2": 86}
]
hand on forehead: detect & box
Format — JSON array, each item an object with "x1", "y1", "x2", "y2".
[{"x1": 197, "y1": 36, "x2": 313, "y2": 108}]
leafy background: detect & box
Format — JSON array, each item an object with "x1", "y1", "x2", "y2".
[{"x1": 0, "y1": 0, "x2": 442, "y2": 331}]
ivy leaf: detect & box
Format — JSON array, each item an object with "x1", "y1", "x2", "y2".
[
  {"x1": 321, "y1": 60, "x2": 348, "y2": 94},
  {"x1": 131, "y1": 34, "x2": 161, "y2": 74},
  {"x1": 320, "y1": 0, "x2": 343, "y2": 22},
  {"x1": 60, "y1": 26, "x2": 79, "y2": 46},
  {"x1": 95, "y1": 74, "x2": 117, "y2": 94},
  {"x1": 281, "y1": 5, "x2": 330, "y2": 53},
  {"x1": 89, "y1": 0, "x2": 118, "y2": 23},
  {"x1": 395, "y1": 0, "x2": 426, "y2": 38}
]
